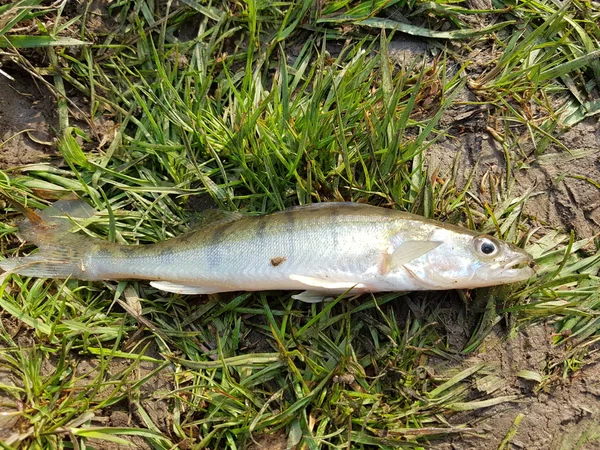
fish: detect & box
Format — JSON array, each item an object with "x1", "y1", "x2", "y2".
[{"x1": 0, "y1": 200, "x2": 534, "y2": 301}]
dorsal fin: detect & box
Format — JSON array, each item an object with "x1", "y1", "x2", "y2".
[
  {"x1": 187, "y1": 209, "x2": 246, "y2": 229},
  {"x1": 285, "y1": 202, "x2": 376, "y2": 213}
]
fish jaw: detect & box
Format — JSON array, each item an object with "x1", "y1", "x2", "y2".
[{"x1": 473, "y1": 251, "x2": 534, "y2": 286}]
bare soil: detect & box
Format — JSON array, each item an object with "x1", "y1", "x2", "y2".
[
  {"x1": 0, "y1": 70, "x2": 58, "y2": 169},
  {"x1": 425, "y1": 90, "x2": 600, "y2": 448},
  {"x1": 428, "y1": 115, "x2": 600, "y2": 239},
  {"x1": 434, "y1": 324, "x2": 600, "y2": 450}
]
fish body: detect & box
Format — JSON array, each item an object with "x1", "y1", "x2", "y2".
[{"x1": 0, "y1": 201, "x2": 533, "y2": 299}]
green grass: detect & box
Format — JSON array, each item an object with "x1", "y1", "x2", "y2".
[{"x1": 0, "y1": 0, "x2": 599, "y2": 448}]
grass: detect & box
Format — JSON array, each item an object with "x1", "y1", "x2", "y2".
[{"x1": 0, "y1": 0, "x2": 599, "y2": 448}]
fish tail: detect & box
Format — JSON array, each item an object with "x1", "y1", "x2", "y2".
[
  {"x1": 0, "y1": 196, "x2": 98, "y2": 279},
  {"x1": 0, "y1": 243, "x2": 89, "y2": 278}
]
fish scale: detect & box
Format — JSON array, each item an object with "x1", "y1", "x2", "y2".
[{"x1": 0, "y1": 201, "x2": 534, "y2": 300}]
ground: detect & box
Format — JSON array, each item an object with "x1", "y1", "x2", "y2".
[
  {"x1": 0, "y1": 74, "x2": 57, "y2": 168},
  {"x1": 428, "y1": 118, "x2": 600, "y2": 238},
  {"x1": 2, "y1": 53, "x2": 599, "y2": 450},
  {"x1": 434, "y1": 324, "x2": 600, "y2": 449},
  {"x1": 0, "y1": 2, "x2": 599, "y2": 449}
]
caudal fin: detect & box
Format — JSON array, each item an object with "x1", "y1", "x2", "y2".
[{"x1": 0, "y1": 198, "x2": 98, "y2": 279}]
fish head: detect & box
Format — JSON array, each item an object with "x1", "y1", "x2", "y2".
[{"x1": 401, "y1": 228, "x2": 534, "y2": 289}]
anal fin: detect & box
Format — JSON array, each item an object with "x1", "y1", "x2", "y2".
[{"x1": 150, "y1": 281, "x2": 222, "y2": 295}]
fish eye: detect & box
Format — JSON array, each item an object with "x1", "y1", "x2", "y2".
[
  {"x1": 481, "y1": 241, "x2": 495, "y2": 254},
  {"x1": 473, "y1": 236, "x2": 500, "y2": 258}
]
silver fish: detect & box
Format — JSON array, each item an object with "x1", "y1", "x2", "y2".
[{"x1": 0, "y1": 200, "x2": 533, "y2": 301}]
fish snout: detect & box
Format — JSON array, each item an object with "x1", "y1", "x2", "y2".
[{"x1": 502, "y1": 252, "x2": 534, "y2": 270}]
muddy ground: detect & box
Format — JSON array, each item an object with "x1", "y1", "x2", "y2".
[
  {"x1": 0, "y1": 72, "x2": 58, "y2": 168},
  {"x1": 427, "y1": 65, "x2": 600, "y2": 449},
  {"x1": 1, "y1": 37, "x2": 600, "y2": 449},
  {"x1": 430, "y1": 323, "x2": 600, "y2": 450}
]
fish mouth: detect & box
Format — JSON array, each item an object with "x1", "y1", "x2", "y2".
[
  {"x1": 497, "y1": 254, "x2": 535, "y2": 282},
  {"x1": 503, "y1": 254, "x2": 534, "y2": 271}
]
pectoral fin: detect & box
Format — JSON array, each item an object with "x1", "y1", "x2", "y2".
[
  {"x1": 379, "y1": 240, "x2": 442, "y2": 274},
  {"x1": 288, "y1": 274, "x2": 367, "y2": 290},
  {"x1": 150, "y1": 281, "x2": 223, "y2": 295}
]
